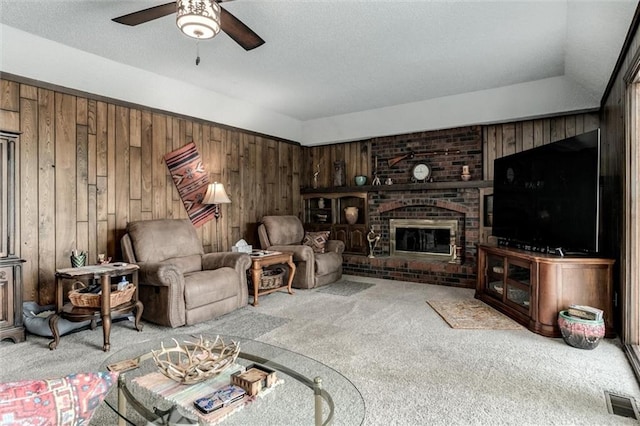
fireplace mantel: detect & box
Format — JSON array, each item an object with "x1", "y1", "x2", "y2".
[{"x1": 301, "y1": 180, "x2": 493, "y2": 194}]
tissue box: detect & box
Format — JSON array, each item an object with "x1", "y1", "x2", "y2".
[
  {"x1": 232, "y1": 245, "x2": 252, "y2": 253},
  {"x1": 232, "y1": 239, "x2": 252, "y2": 253}
]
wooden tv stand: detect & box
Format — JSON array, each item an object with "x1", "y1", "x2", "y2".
[{"x1": 475, "y1": 244, "x2": 615, "y2": 337}]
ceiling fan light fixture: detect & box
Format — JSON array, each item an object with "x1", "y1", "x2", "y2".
[{"x1": 176, "y1": 0, "x2": 221, "y2": 40}]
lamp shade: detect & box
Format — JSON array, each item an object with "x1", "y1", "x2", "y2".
[
  {"x1": 202, "y1": 182, "x2": 231, "y2": 205},
  {"x1": 176, "y1": 0, "x2": 221, "y2": 40}
]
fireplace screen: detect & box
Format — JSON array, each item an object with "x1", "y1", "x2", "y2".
[{"x1": 390, "y1": 219, "x2": 457, "y2": 261}]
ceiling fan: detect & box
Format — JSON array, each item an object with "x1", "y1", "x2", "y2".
[{"x1": 112, "y1": 0, "x2": 265, "y2": 51}]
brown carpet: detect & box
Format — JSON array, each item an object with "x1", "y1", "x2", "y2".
[{"x1": 427, "y1": 299, "x2": 524, "y2": 330}]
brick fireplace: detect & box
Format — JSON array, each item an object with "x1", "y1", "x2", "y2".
[{"x1": 341, "y1": 125, "x2": 484, "y2": 288}]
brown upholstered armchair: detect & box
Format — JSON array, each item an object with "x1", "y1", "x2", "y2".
[
  {"x1": 120, "y1": 219, "x2": 251, "y2": 328},
  {"x1": 258, "y1": 216, "x2": 344, "y2": 289}
]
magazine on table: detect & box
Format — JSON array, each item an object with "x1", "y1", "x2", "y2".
[{"x1": 250, "y1": 250, "x2": 281, "y2": 257}]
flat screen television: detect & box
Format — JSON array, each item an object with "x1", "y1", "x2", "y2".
[{"x1": 491, "y1": 129, "x2": 600, "y2": 255}]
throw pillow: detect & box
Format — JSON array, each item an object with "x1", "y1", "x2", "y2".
[
  {"x1": 0, "y1": 371, "x2": 118, "y2": 425},
  {"x1": 303, "y1": 231, "x2": 331, "y2": 253}
]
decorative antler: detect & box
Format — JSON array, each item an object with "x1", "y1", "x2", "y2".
[{"x1": 151, "y1": 335, "x2": 240, "y2": 384}]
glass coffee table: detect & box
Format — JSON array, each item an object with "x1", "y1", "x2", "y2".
[{"x1": 99, "y1": 334, "x2": 365, "y2": 425}]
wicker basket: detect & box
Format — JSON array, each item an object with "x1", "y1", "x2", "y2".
[
  {"x1": 68, "y1": 283, "x2": 136, "y2": 308},
  {"x1": 249, "y1": 267, "x2": 285, "y2": 290}
]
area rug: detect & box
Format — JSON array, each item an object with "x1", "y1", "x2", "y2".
[
  {"x1": 164, "y1": 142, "x2": 215, "y2": 227},
  {"x1": 316, "y1": 280, "x2": 375, "y2": 296},
  {"x1": 210, "y1": 311, "x2": 290, "y2": 340},
  {"x1": 426, "y1": 299, "x2": 523, "y2": 329}
]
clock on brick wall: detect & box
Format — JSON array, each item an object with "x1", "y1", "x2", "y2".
[{"x1": 411, "y1": 163, "x2": 431, "y2": 183}]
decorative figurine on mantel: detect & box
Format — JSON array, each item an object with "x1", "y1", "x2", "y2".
[
  {"x1": 461, "y1": 165, "x2": 471, "y2": 181},
  {"x1": 371, "y1": 155, "x2": 381, "y2": 185},
  {"x1": 367, "y1": 226, "x2": 381, "y2": 258},
  {"x1": 312, "y1": 164, "x2": 320, "y2": 189},
  {"x1": 333, "y1": 160, "x2": 346, "y2": 186},
  {"x1": 371, "y1": 172, "x2": 381, "y2": 186}
]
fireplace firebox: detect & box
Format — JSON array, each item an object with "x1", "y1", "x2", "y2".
[{"x1": 389, "y1": 219, "x2": 458, "y2": 261}]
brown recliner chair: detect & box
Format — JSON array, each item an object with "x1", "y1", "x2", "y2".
[
  {"x1": 120, "y1": 219, "x2": 251, "y2": 328},
  {"x1": 258, "y1": 216, "x2": 344, "y2": 289}
]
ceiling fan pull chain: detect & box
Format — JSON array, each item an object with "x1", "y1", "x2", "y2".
[{"x1": 195, "y1": 40, "x2": 201, "y2": 66}]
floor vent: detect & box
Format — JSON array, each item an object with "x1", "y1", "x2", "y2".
[{"x1": 605, "y1": 391, "x2": 640, "y2": 419}]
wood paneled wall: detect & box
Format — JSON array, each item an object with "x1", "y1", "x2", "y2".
[
  {"x1": 600, "y1": 9, "x2": 640, "y2": 345},
  {"x1": 482, "y1": 112, "x2": 600, "y2": 180},
  {"x1": 301, "y1": 142, "x2": 371, "y2": 189},
  {"x1": 0, "y1": 78, "x2": 302, "y2": 305}
]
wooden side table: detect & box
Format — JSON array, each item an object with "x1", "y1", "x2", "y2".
[
  {"x1": 249, "y1": 251, "x2": 296, "y2": 306},
  {"x1": 49, "y1": 263, "x2": 144, "y2": 351}
]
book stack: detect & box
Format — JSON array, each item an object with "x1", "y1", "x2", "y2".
[{"x1": 566, "y1": 304, "x2": 604, "y2": 321}]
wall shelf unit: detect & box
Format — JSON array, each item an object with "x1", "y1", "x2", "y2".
[{"x1": 303, "y1": 192, "x2": 369, "y2": 255}]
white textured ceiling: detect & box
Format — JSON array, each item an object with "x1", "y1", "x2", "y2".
[{"x1": 0, "y1": 0, "x2": 637, "y2": 144}]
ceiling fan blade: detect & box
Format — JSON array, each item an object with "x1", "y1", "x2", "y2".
[
  {"x1": 220, "y1": 7, "x2": 265, "y2": 51},
  {"x1": 112, "y1": 2, "x2": 176, "y2": 26}
]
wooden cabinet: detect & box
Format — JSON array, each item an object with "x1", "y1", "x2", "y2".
[
  {"x1": 476, "y1": 244, "x2": 615, "y2": 337},
  {"x1": 334, "y1": 224, "x2": 368, "y2": 255},
  {"x1": 0, "y1": 262, "x2": 23, "y2": 342},
  {"x1": 0, "y1": 131, "x2": 25, "y2": 343},
  {"x1": 303, "y1": 192, "x2": 368, "y2": 254}
]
